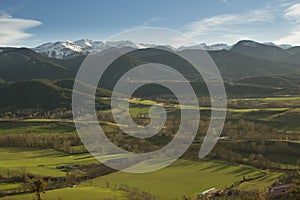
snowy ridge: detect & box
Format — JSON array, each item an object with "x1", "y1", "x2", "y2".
[
  {"x1": 238, "y1": 40, "x2": 258, "y2": 48},
  {"x1": 32, "y1": 39, "x2": 294, "y2": 59},
  {"x1": 33, "y1": 40, "x2": 158, "y2": 59},
  {"x1": 33, "y1": 41, "x2": 83, "y2": 59},
  {"x1": 263, "y1": 42, "x2": 292, "y2": 50}
]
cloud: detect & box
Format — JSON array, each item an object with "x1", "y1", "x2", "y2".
[
  {"x1": 171, "y1": 35, "x2": 196, "y2": 47},
  {"x1": 184, "y1": 8, "x2": 275, "y2": 44},
  {"x1": 275, "y1": 27, "x2": 300, "y2": 44},
  {"x1": 284, "y1": 3, "x2": 300, "y2": 21},
  {"x1": 0, "y1": 14, "x2": 42, "y2": 46},
  {"x1": 275, "y1": 3, "x2": 300, "y2": 45},
  {"x1": 142, "y1": 17, "x2": 163, "y2": 27},
  {"x1": 185, "y1": 8, "x2": 274, "y2": 36}
]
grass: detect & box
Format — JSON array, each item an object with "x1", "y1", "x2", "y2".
[
  {"x1": 0, "y1": 186, "x2": 128, "y2": 200},
  {"x1": 127, "y1": 99, "x2": 300, "y2": 134},
  {"x1": 262, "y1": 96, "x2": 300, "y2": 101},
  {"x1": 81, "y1": 159, "x2": 273, "y2": 199},
  {"x1": 0, "y1": 95, "x2": 294, "y2": 199},
  {"x1": 0, "y1": 147, "x2": 97, "y2": 177},
  {"x1": 0, "y1": 147, "x2": 276, "y2": 199},
  {"x1": 0, "y1": 121, "x2": 75, "y2": 134},
  {"x1": 226, "y1": 108, "x2": 289, "y2": 113},
  {"x1": 236, "y1": 172, "x2": 281, "y2": 191},
  {"x1": 232, "y1": 95, "x2": 300, "y2": 102},
  {"x1": 129, "y1": 98, "x2": 157, "y2": 105},
  {"x1": 0, "y1": 183, "x2": 23, "y2": 190},
  {"x1": 2, "y1": 95, "x2": 298, "y2": 134}
]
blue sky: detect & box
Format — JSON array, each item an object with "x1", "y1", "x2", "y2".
[{"x1": 1, "y1": 0, "x2": 300, "y2": 47}]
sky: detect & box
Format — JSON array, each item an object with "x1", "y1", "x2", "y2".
[{"x1": 1, "y1": 0, "x2": 300, "y2": 47}]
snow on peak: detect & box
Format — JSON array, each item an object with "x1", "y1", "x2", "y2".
[
  {"x1": 33, "y1": 41, "x2": 83, "y2": 59},
  {"x1": 205, "y1": 43, "x2": 231, "y2": 50},
  {"x1": 278, "y1": 44, "x2": 293, "y2": 49},
  {"x1": 60, "y1": 41, "x2": 82, "y2": 52},
  {"x1": 32, "y1": 39, "x2": 234, "y2": 59},
  {"x1": 32, "y1": 40, "x2": 159, "y2": 59},
  {"x1": 32, "y1": 39, "x2": 294, "y2": 59},
  {"x1": 74, "y1": 39, "x2": 93, "y2": 48},
  {"x1": 265, "y1": 43, "x2": 293, "y2": 50},
  {"x1": 177, "y1": 43, "x2": 231, "y2": 51},
  {"x1": 177, "y1": 43, "x2": 207, "y2": 51},
  {"x1": 238, "y1": 40, "x2": 258, "y2": 48}
]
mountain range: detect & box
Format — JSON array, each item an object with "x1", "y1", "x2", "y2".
[
  {"x1": 33, "y1": 39, "x2": 157, "y2": 59},
  {"x1": 1, "y1": 39, "x2": 300, "y2": 110},
  {"x1": 32, "y1": 39, "x2": 294, "y2": 60},
  {"x1": 1, "y1": 39, "x2": 299, "y2": 81}
]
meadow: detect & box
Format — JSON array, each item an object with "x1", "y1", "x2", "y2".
[
  {"x1": 81, "y1": 159, "x2": 274, "y2": 199},
  {"x1": 0, "y1": 147, "x2": 96, "y2": 177},
  {"x1": 0, "y1": 145, "x2": 281, "y2": 199},
  {"x1": 1, "y1": 187, "x2": 128, "y2": 200},
  {"x1": 1, "y1": 158, "x2": 278, "y2": 200},
  {"x1": 0, "y1": 95, "x2": 300, "y2": 199}
]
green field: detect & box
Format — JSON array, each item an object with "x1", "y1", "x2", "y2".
[
  {"x1": 0, "y1": 120, "x2": 75, "y2": 134},
  {"x1": 0, "y1": 96, "x2": 297, "y2": 199},
  {"x1": 0, "y1": 152, "x2": 279, "y2": 199},
  {"x1": 128, "y1": 96, "x2": 300, "y2": 133},
  {"x1": 81, "y1": 159, "x2": 275, "y2": 199},
  {"x1": 0, "y1": 143, "x2": 286, "y2": 199},
  {"x1": 237, "y1": 172, "x2": 281, "y2": 191},
  {"x1": 1, "y1": 187, "x2": 127, "y2": 200},
  {"x1": 0, "y1": 147, "x2": 97, "y2": 177},
  {"x1": 0, "y1": 183, "x2": 23, "y2": 190}
]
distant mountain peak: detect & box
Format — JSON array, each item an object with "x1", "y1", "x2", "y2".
[
  {"x1": 235, "y1": 40, "x2": 260, "y2": 48},
  {"x1": 264, "y1": 42, "x2": 293, "y2": 50},
  {"x1": 74, "y1": 39, "x2": 93, "y2": 48},
  {"x1": 33, "y1": 41, "x2": 83, "y2": 59},
  {"x1": 32, "y1": 39, "x2": 295, "y2": 59}
]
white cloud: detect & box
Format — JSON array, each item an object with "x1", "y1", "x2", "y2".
[
  {"x1": 142, "y1": 17, "x2": 163, "y2": 27},
  {"x1": 284, "y1": 3, "x2": 300, "y2": 21},
  {"x1": 184, "y1": 8, "x2": 275, "y2": 44},
  {"x1": 275, "y1": 3, "x2": 300, "y2": 45},
  {"x1": 171, "y1": 35, "x2": 196, "y2": 47},
  {"x1": 275, "y1": 27, "x2": 300, "y2": 44},
  {"x1": 0, "y1": 15, "x2": 42, "y2": 46},
  {"x1": 185, "y1": 8, "x2": 274, "y2": 37}
]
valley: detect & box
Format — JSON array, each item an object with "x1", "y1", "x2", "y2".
[{"x1": 0, "y1": 40, "x2": 300, "y2": 199}]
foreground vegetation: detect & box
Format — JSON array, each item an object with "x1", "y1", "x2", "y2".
[
  {"x1": 0, "y1": 95, "x2": 300, "y2": 199},
  {"x1": 83, "y1": 159, "x2": 271, "y2": 199},
  {"x1": 1, "y1": 187, "x2": 128, "y2": 200}
]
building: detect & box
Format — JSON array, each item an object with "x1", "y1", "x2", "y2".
[{"x1": 270, "y1": 183, "x2": 296, "y2": 198}]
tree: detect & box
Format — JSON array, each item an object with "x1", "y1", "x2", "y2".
[
  {"x1": 31, "y1": 179, "x2": 46, "y2": 200},
  {"x1": 288, "y1": 186, "x2": 300, "y2": 199},
  {"x1": 66, "y1": 173, "x2": 77, "y2": 186}
]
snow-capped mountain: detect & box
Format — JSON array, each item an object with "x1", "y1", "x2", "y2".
[
  {"x1": 263, "y1": 42, "x2": 293, "y2": 50},
  {"x1": 238, "y1": 40, "x2": 259, "y2": 48},
  {"x1": 204, "y1": 43, "x2": 232, "y2": 51},
  {"x1": 33, "y1": 41, "x2": 84, "y2": 59},
  {"x1": 33, "y1": 39, "x2": 158, "y2": 59},
  {"x1": 177, "y1": 43, "x2": 207, "y2": 51},
  {"x1": 73, "y1": 39, "x2": 93, "y2": 49},
  {"x1": 33, "y1": 39, "x2": 234, "y2": 59},
  {"x1": 32, "y1": 39, "x2": 294, "y2": 59}
]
